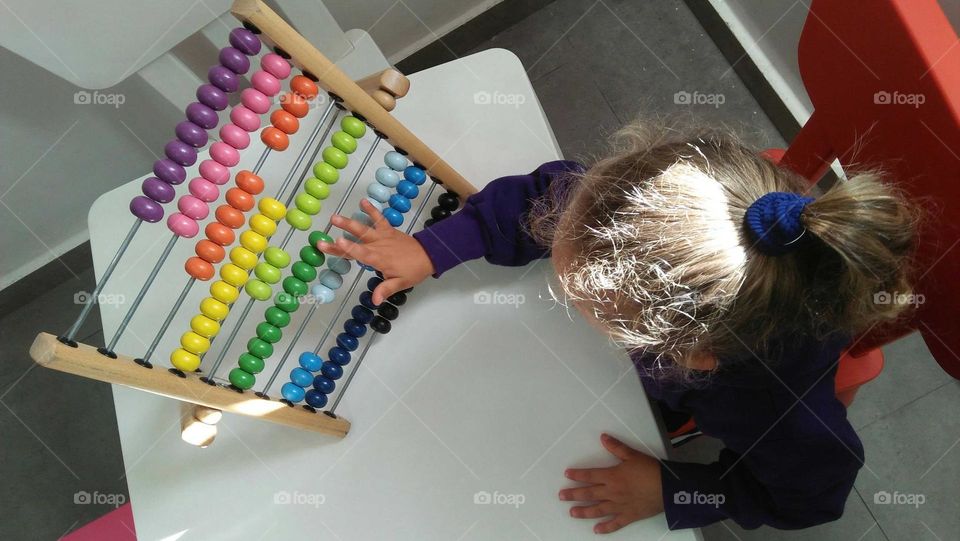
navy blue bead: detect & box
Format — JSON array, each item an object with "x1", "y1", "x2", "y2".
[
  {"x1": 344, "y1": 318, "x2": 367, "y2": 337},
  {"x1": 352, "y1": 305, "x2": 374, "y2": 324},
  {"x1": 321, "y1": 361, "x2": 343, "y2": 380},
  {"x1": 336, "y1": 332, "x2": 359, "y2": 351},
  {"x1": 313, "y1": 375, "x2": 336, "y2": 394},
  {"x1": 389, "y1": 194, "x2": 412, "y2": 213},
  {"x1": 396, "y1": 180, "x2": 419, "y2": 199},
  {"x1": 367, "y1": 276, "x2": 383, "y2": 291},
  {"x1": 383, "y1": 208, "x2": 403, "y2": 227},
  {"x1": 304, "y1": 389, "x2": 328, "y2": 408},
  {"x1": 360, "y1": 291, "x2": 379, "y2": 309},
  {"x1": 328, "y1": 346, "x2": 351, "y2": 365},
  {"x1": 403, "y1": 166, "x2": 426, "y2": 185}
]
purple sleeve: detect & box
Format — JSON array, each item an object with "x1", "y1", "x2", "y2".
[{"x1": 413, "y1": 160, "x2": 584, "y2": 276}]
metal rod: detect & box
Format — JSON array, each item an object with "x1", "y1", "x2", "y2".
[
  {"x1": 203, "y1": 297, "x2": 256, "y2": 379},
  {"x1": 323, "y1": 137, "x2": 381, "y2": 235},
  {"x1": 262, "y1": 302, "x2": 318, "y2": 391},
  {"x1": 277, "y1": 102, "x2": 336, "y2": 199},
  {"x1": 139, "y1": 277, "x2": 195, "y2": 363},
  {"x1": 63, "y1": 218, "x2": 142, "y2": 341}
]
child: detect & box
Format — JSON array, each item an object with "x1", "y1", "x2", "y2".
[{"x1": 316, "y1": 123, "x2": 916, "y2": 534}]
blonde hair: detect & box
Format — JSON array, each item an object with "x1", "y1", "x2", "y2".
[{"x1": 531, "y1": 121, "x2": 917, "y2": 371}]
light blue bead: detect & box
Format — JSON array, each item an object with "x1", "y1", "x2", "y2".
[
  {"x1": 389, "y1": 194, "x2": 411, "y2": 213},
  {"x1": 311, "y1": 283, "x2": 335, "y2": 304},
  {"x1": 327, "y1": 256, "x2": 352, "y2": 274},
  {"x1": 384, "y1": 151, "x2": 408, "y2": 171},
  {"x1": 299, "y1": 351, "x2": 323, "y2": 372},
  {"x1": 290, "y1": 367, "x2": 314, "y2": 387},
  {"x1": 397, "y1": 180, "x2": 419, "y2": 199},
  {"x1": 403, "y1": 166, "x2": 426, "y2": 185},
  {"x1": 367, "y1": 182, "x2": 391, "y2": 203},
  {"x1": 281, "y1": 382, "x2": 306, "y2": 402},
  {"x1": 383, "y1": 208, "x2": 403, "y2": 227},
  {"x1": 364, "y1": 197, "x2": 383, "y2": 211},
  {"x1": 319, "y1": 269, "x2": 344, "y2": 289},
  {"x1": 351, "y1": 210, "x2": 373, "y2": 227},
  {"x1": 375, "y1": 167, "x2": 401, "y2": 188}
]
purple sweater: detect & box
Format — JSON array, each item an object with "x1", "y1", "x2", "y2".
[{"x1": 413, "y1": 161, "x2": 865, "y2": 530}]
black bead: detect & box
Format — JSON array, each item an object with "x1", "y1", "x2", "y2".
[
  {"x1": 359, "y1": 291, "x2": 379, "y2": 309},
  {"x1": 370, "y1": 316, "x2": 392, "y2": 334},
  {"x1": 424, "y1": 218, "x2": 436, "y2": 227},
  {"x1": 400, "y1": 287, "x2": 414, "y2": 294},
  {"x1": 375, "y1": 270, "x2": 385, "y2": 279},
  {"x1": 387, "y1": 292, "x2": 407, "y2": 306},
  {"x1": 367, "y1": 276, "x2": 383, "y2": 291},
  {"x1": 438, "y1": 193, "x2": 460, "y2": 211},
  {"x1": 431, "y1": 207, "x2": 451, "y2": 221},
  {"x1": 377, "y1": 303, "x2": 399, "y2": 321}
]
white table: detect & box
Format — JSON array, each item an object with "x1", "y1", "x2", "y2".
[{"x1": 90, "y1": 49, "x2": 699, "y2": 541}]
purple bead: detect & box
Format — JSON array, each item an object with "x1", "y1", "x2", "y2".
[
  {"x1": 142, "y1": 177, "x2": 175, "y2": 203},
  {"x1": 196, "y1": 84, "x2": 228, "y2": 111},
  {"x1": 208, "y1": 65, "x2": 239, "y2": 93},
  {"x1": 229, "y1": 27, "x2": 261, "y2": 56},
  {"x1": 164, "y1": 139, "x2": 198, "y2": 166},
  {"x1": 130, "y1": 195, "x2": 164, "y2": 222},
  {"x1": 218, "y1": 46, "x2": 250, "y2": 75},
  {"x1": 175, "y1": 121, "x2": 208, "y2": 148},
  {"x1": 185, "y1": 102, "x2": 218, "y2": 130},
  {"x1": 153, "y1": 159, "x2": 186, "y2": 185}
]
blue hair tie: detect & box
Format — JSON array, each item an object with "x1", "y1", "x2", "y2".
[{"x1": 744, "y1": 192, "x2": 815, "y2": 256}]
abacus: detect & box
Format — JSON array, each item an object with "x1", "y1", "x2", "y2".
[{"x1": 29, "y1": 0, "x2": 477, "y2": 446}]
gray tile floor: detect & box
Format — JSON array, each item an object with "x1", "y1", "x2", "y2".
[{"x1": 2, "y1": 0, "x2": 957, "y2": 540}]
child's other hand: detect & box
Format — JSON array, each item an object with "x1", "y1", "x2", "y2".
[
  {"x1": 317, "y1": 200, "x2": 435, "y2": 305},
  {"x1": 559, "y1": 433, "x2": 665, "y2": 534}
]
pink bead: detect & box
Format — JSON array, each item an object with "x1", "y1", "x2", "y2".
[
  {"x1": 230, "y1": 105, "x2": 261, "y2": 132},
  {"x1": 260, "y1": 53, "x2": 291, "y2": 79},
  {"x1": 251, "y1": 70, "x2": 281, "y2": 97},
  {"x1": 178, "y1": 195, "x2": 210, "y2": 220},
  {"x1": 241, "y1": 88, "x2": 271, "y2": 115},
  {"x1": 189, "y1": 177, "x2": 220, "y2": 202},
  {"x1": 199, "y1": 159, "x2": 230, "y2": 185},
  {"x1": 167, "y1": 212, "x2": 200, "y2": 238},
  {"x1": 219, "y1": 123, "x2": 251, "y2": 150},
  {"x1": 210, "y1": 142, "x2": 240, "y2": 167}
]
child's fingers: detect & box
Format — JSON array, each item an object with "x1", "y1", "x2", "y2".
[
  {"x1": 559, "y1": 485, "x2": 606, "y2": 503},
  {"x1": 373, "y1": 278, "x2": 406, "y2": 306},
  {"x1": 594, "y1": 515, "x2": 632, "y2": 534},
  {"x1": 600, "y1": 433, "x2": 637, "y2": 461},
  {"x1": 330, "y1": 214, "x2": 376, "y2": 241},
  {"x1": 569, "y1": 502, "x2": 616, "y2": 519},
  {"x1": 315, "y1": 239, "x2": 352, "y2": 259},
  {"x1": 565, "y1": 467, "x2": 607, "y2": 484},
  {"x1": 332, "y1": 237, "x2": 379, "y2": 267},
  {"x1": 359, "y1": 199, "x2": 390, "y2": 231}
]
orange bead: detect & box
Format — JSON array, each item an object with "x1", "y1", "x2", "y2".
[
  {"x1": 290, "y1": 75, "x2": 318, "y2": 99},
  {"x1": 205, "y1": 222, "x2": 235, "y2": 246},
  {"x1": 281, "y1": 92, "x2": 309, "y2": 118},
  {"x1": 270, "y1": 109, "x2": 299, "y2": 135},
  {"x1": 225, "y1": 187, "x2": 255, "y2": 212},
  {"x1": 216, "y1": 205, "x2": 245, "y2": 229},
  {"x1": 235, "y1": 170, "x2": 264, "y2": 195},
  {"x1": 261, "y1": 126, "x2": 289, "y2": 151},
  {"x1": 185, "y1": 256, "x2": 215, "y2": 280},
  {"x1": 195, "y1": 239, "x2": 225, "y2": 263}
]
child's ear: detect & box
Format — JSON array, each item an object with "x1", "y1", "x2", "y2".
[{"x1": 682, "y1": 350, "x2": 718, "y2": 371}]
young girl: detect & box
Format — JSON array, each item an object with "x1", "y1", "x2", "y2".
[{"x1": 316, "y1": 123, "x2": 916, "y2": 534}]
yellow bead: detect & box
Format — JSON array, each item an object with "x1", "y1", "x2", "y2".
[
  {"x1": 220, "y1": 263, "x2": 249, "y2": 287},
  {"x1": 229, "y1": 246, "x2": 258, "y2": 270},
  {"x1": 209, "y1": 281, "x2": 239, "y2": 304},
  {"x1": 181, "y1": 331, "x2": 210, "y2": 354},
  {"x1": 240, "y1": 230, "x2": 268, "y2": 254},
  {"x1": 171, "y1": 348, "x2": 201, "y2": 372},
  {"x1": 258, "y1": 197, "x2": 286, "y2": 221},
  {"x1": 190, "y1": 314, "x2": 221, "y2": 337},
  {"x1": 249, "y1": 213, "x2": 277, "y2": 238},
  {"x1": 200, "y1": 297, "x2": 229, "y2": 321}
]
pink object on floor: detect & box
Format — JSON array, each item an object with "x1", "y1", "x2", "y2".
[{"x1": 62, "y1": 502, "x2": 136, "y2": 541}]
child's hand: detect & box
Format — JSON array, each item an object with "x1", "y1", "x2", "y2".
[
  {"x1": 559, "y1": 433, "x2": 665, "y2": 534},
  {"x1": 317, "y1": 199, "x2": 435, "y2": 305}
]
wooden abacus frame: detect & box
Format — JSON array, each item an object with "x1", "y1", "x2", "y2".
[{"x1": 29, "y1": 0, "x2": 478, "y2": 442}]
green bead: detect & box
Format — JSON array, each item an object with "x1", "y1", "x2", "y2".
[
  {"x1": 247, "y1": 337, "x2": 273, "y2": 359},
  {"x1": 264, "y1": 246, "x2": 291, "y2": 269},
  {"x1": 291, "y1": 261, "x2": 317, "y2": 282},
  {"x1": 341, "y1": 115, "x2": 366, "y2": 138},
  {"x1": 244, "y1": 279, "x2": 273, "y2": 301},
  {"x1": 299, "y1": 245, "x2": 325, "y2": 267},
  {"x1": 295, "y1": 193, "x2": 321, "y2": 215},
  {"x1": 283, "y1": 276, "x2": 308, "y2": 297},
  {"x1": 304, "y1": 177, "x2": 331, "y2": 200},
  {"x1": 322, "y1": 147, "x2": 348, "y2": 169},
  {"x1": 313, "y1": 162, "x2": 339, "y2": 184},
  {"x1": 254, "y1": 262, "x2": 281, "y2": 284},
  {"x1": 309, "y1": 231, "x2": 334, "y2": 246},
  {"x1": 274, "y1": 291, "x2": 298, "y2": 312},
  {"x1": 264, "y1": 306, "x2": 291, "y2": 328},
  {"x1": 286, "y1": 208, "x2": 312, "y2": 230},
  {"x1": 238, "y1": 353, "x2": 265, "y2": 374},
  {"x1": 331, "y1": 131, "x2": 357, "y2": 154},
  {"x1": 228, "y1": 367, "x2": 256, "y2": 390},
  {"x1": 257, "y1": 322, "x2": 282, "y2": 343}
]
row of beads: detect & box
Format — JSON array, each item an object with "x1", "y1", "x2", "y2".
[
  {"x1": 165, "y1": 54, "x2": 300, "y2": 240},
  {"x1": 295, "y1": 189, "x2": 461, "y2": 409},
  {"x1": 279, "y1": 153, "x2": 428, "y2": 406},
  {"x1": 169, "y1": 115, "x2": 367, "y2": 373},
  {"x1": 130, "y1": 28, "x2": 261, "y2": 224},
  {"x1": 182, "y1": 74, "x2": 320, "y2": 281}
]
